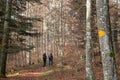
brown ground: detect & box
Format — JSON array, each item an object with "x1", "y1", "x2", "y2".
[{"x1": 0, "y1": 49, "x2": 120, "y2": 80}]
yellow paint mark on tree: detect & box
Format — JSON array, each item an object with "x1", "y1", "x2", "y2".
[{"x1": 98, "y1": 30, "x2": 107, "y2": 37}]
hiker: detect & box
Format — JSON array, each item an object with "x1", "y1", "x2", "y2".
[
  {"x1": 48, "y1": 53, "x2": 53, "y2": 66},
  {"x1": 43, "y1": 53, "x2": 47, "y2": 67}
]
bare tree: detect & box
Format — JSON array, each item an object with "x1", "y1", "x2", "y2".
[
  {"x1": 96, "y1": 0, "x2": 118, "y2": 80},
  {"x1": 85, "y1": 0, "x2": 95, "y2": 80}
]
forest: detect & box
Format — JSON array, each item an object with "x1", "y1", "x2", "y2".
[{"x1": 0, "y1": 0, "x2": 120, "y2": 80}]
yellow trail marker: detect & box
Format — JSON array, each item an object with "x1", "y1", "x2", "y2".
[{"x1": 98, "y1": 30, "x2": 107, "y2": 37}]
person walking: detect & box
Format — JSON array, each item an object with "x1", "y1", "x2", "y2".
[
  {"x1": 48, "y1": 53, "x2": 53, "y2": 66},
  {"x1": 43, "y1": 53, "x2": 47, "y2": 67}
]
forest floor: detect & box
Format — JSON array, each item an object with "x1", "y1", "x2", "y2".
[{"x1": 0, "y1": 52, "x2": 120, "y2": 80}]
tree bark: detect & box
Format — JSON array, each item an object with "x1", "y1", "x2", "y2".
[
  {"x1": 0, "y1": 0, "x2": 10, "y2": 77},
  {"x1": 96, "y1": 0, "x2": 118, "y2": 80},
  {"x1": 85, "y1": 0, "x2": 95, "y2": 80}
]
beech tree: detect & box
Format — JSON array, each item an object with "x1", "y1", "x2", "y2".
[
  {"x1": 96, "y1": 0, "x2": 118, "y2": 80},
  {"x1": 85, "y1": 0, "x2": 94, "y2": 80}
]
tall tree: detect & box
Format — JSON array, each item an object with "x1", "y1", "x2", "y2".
[
  {"x1": 85, "y1": 0, "x2": 94, "y2": 80},
  {"x1": 96, "y1": 0, "x2": 118, "y2": 80},
  {"x1": 0, "y1": 0, "x2": 10, "y2": 77},
  {"x1": 0, "y1": 0, "x2": 42, "y2": 76},
  {"x1": 60, "y1": 0, "x2": 64, "y2": 66}
]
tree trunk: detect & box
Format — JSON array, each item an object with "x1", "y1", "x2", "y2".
[
  {"x1": 85, "y1": 0, "x2": 95, "y2": 80},
  {"x1": 96, "y1": 0, "x2": 118, "y2": 80},
  {"x1": 26, "y1": 51, "x2": 31, "y2": 65},
  {"x1": 60, "y1": 0, "x2": 63, "y2": 67},
  {"x1": 0, "y1": 0, "x2": 10, "y2": 77}
]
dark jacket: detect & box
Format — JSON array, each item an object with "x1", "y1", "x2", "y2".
[
  {"x1": 43, "y1": 53, "x2": 47, "y2": 60},
  {"x1": 49, "y1": 53, "x2": 53, "y2": 61}
]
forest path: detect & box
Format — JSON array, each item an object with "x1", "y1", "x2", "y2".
[{"x1": 0, "y1": 64, "x2": 72, "y2": 80}]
